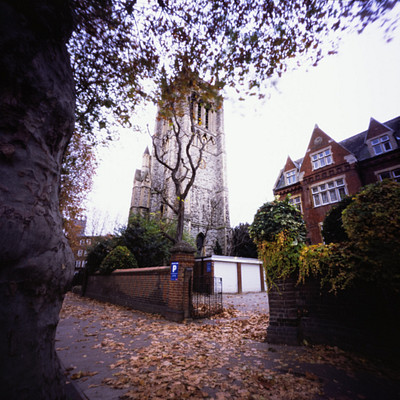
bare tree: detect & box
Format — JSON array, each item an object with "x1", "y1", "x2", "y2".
[
  {"x1": 1, "y1": 1, "x2": 397, "y2": 397},
  {"x1": 151, "y1": 72, "x2": 220, "y2": 243}
]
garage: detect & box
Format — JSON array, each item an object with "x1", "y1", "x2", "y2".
[{"x1": 195, "y1": 255, "x2": 265, "y2": 294}]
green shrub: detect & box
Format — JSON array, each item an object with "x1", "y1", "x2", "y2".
[
  {"x1": 99, "y1": 245, "x2": 137, "y2": 275},
  {"x1": 303, "y1": 180, "x2": 400, "y2": 293},
  {"x1": 249, "y1": 197, "x2": 307, "y2": 245},
  {"x1": 250, "y1": 197, "x2": 307, "y2": 289},
  {"x1": 119, "y1": 215, "x2": 173, "y2": 267},
  {"x1": 322, "y1": 195, "x2": 353, "y2": 243},
  {"x1": 85, "y1": 235, "x2": 116, "y2": 274},
  {"x1": 342, "y1": 180, "x2": 400, "y2": 292}
]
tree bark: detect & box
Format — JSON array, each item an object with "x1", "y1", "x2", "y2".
[
  {"x1": 0, "y1": 1, "x2": 75, "y2": 398},
  {"x1": 176, "y1": 199, "x2": 185, "y2": 243}
]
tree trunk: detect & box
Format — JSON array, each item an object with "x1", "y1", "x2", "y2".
[
  {"x1": 0, "y1": 1, "x2": 75, "y2": 398},
  {"x1": 176, "y1": 200, "x2": 185, "y2": 243}
]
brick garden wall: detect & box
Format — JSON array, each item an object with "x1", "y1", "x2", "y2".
[
  {"x1": 83, "y1": 242, "x2": 196, "y2": 322},
  {"x1": 267, "y1": 277, "x2": 400, "y2": 360},
  {"x1": 84, "y1": 266, "x2": 172, "y2": 317}
]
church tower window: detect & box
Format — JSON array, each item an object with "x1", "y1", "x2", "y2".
[{"x1": 197, "y1": 103, "x2": 202, "y2": 125}]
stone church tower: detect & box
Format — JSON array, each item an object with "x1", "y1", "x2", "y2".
[{"x1": 130, "y1": 94, "x2": 230, "y2": 256}]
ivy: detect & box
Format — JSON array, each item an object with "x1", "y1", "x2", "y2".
[
  {"x1": 258, "y1": 231, "x2": 303, "y2": 290},
  {"x1": 249, "y1": 197, "x2": 306, "y2": 244},
  {"x1": 250, "y1": 197, "x2": 307, "y2": 290}
]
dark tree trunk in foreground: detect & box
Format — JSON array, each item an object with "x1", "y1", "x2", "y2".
[{"x1": 0, "y1": 1, "x2": 75, "y2": 398}]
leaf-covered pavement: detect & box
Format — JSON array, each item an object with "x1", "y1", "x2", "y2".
[{"x1": 57, "y1": 293, "x2": 400, "y2": 400}]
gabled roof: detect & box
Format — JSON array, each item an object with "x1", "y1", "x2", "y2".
[
  {"x1": 366, "y1": 118, "x2": 394, "y2": 141},
  {"x1": 273, "y1": 115, "x2": 400, "y2": 190},
  {"x1": 274, "y1": 157, "x2": 304, "y2": 190},
  {"x1": 284, "y1": 156, "x2": 297, "y2": 171},
  {"x1": 340, "y1": 115, "x2": 400, "y2": 161}
]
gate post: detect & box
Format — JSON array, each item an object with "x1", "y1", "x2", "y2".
[
  {"x1": 267, "y1": 277, "x2": 300, "y2": 345},
  {"x1": 167, "y1": 241, "x2": 195, "y2": 322}
]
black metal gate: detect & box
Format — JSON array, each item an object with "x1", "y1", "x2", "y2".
[{"x1": 190, "y1": 276, "x2": 223, "y2": 319}]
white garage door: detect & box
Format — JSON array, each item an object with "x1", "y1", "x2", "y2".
[
  {"x1": 241, "y1": 263, "x2": 261, "y2": 292},
  {"x1": 214, "y1": 262, "x2": 237, "y2": 293}
]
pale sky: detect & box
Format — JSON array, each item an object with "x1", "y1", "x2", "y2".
[{"x1": 85, "y1": 15, "x2": 400, "y2": 235}]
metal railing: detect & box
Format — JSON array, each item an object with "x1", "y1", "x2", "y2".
[{"x1": 190, "y1": 276, "x2": 223, "y2": 319}]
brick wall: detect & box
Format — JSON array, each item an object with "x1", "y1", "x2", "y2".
[
  {"x1": 84, "y1": 266, "x2": 172, "y2": 316},
  {"x1": 83, "y1": 242, "x2": 196, "y2": 322},
  {"x1": 267, "y1": 277, "x2": 400, "y2": 360}
]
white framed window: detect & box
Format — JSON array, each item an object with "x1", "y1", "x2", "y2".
[
  {"x1": 286, "y1": 170, "x2": 297, "y2": 185},
  {"x1": 79, "y1": 239, "x2": 85, "y2": 245},
  {"x1": 86, "y1": 239, "x2": 91, "y2": 245},
  {"x1": 289, "y1": 196, "x2": 302, "y2": 213},
  {"x1": 371, "y1": 135, "x2": 392, "y2": 155},
  {"x1": 311, "y1": 178, "x2": 347, "y2": 207},
  {"x1": 378, "y1": 167, "x2": 400, "y2": 183},
  {"x1": 311, "y1": 148, "x2": 333, "y2": 170},
  {"x1": 75, "y1": 260, "x2": 81, "y2": 268},
  {"x1": 77, "y1": 249, "x2": 83, "y2": 257}
]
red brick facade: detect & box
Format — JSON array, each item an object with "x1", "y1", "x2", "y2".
[{"x1": 273, "y1": 116, "x2": 400, "y2": 244}]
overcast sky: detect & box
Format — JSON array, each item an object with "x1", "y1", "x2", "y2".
[{"x1": 85, "y1": 14, "x2": 400, "y2": 234}]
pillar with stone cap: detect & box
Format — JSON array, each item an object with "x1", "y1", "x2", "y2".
[{"x1": 166, "y1": 241, "x2": 195, "y2": 322}]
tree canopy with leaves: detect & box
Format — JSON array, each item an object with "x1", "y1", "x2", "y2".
[{"x1": 1, "y1": 0, "x2": 398, "y2": 398}]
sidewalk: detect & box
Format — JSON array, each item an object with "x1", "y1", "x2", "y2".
[{"x1": 57, "y1": 293, "x2": 400, "y2": 400}]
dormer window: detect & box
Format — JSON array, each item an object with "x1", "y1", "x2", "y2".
[
  {"x1": 286, "y1": 170, "x2": 297, "y2": 185},
  {"x1": 311, "y1": 148, "x2": 332, "y2": 170},
  {"x1": 371, "y1": 135, "x2": 392, "y2": 155}
]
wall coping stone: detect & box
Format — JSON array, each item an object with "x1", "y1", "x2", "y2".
[
  {"x1": 96, "y1": 266, "x2": 170, "y2": 275},
  {"x1": 170, "y1": 241, "x2": 196, "y2": 254}
]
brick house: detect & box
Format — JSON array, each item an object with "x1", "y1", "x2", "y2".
[
  {"x1": 273, "y1": 116, "x2": 400, "y2": 244},
  {"x1": 70, "y1": 219, "x2": 94, "y2": 270},
  {"x1": 74, "y1": 236, "x2": 93, "y2": 269}
]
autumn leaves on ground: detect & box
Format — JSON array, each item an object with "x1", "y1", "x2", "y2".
[{"x1": 57, "y1": 294, "x2": 397, "y2": 400}]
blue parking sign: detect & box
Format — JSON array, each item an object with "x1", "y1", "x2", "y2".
[
  {"x1": 170, "y1": 262, "x2": 179, "y2": 281},
  {"x1": 206, "y1": 262, "x2": 211, "y2": 273}
]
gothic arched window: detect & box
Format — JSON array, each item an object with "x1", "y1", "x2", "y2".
[{"x1": 196, "y1": 232, "x2": 205, "y2": 255}]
